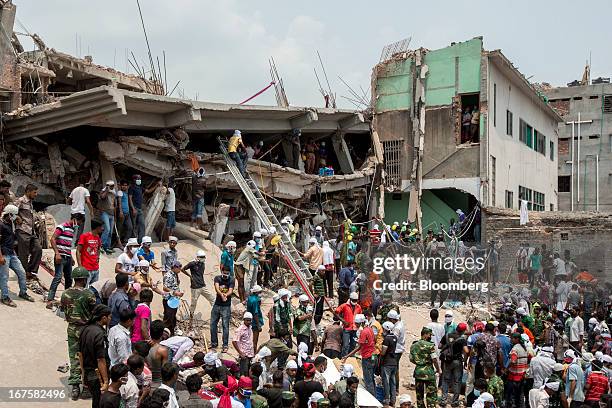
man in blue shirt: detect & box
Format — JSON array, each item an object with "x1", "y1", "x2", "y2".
[
  {"x1": 117, "y1": 180, "x2": 133, "y2": 243},
  {"x1": 108, "y1": 274, "x2": 132, "y2": 327},
  {"x1": 220, "y1": 241, "x2": 236, "y2": 282},
  {"x1": 495, "y1": 322, "x2": 512, "y2": 368},
  {"x1": 246, "y1": 284, "x2": 264, "y2": 350},
  {"x1": 338, "y1": 260, "x2": 356, "y2": 305}
]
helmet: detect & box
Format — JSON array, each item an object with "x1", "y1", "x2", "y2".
[
  {"x1": 226, "y1": 241, "x2": 237, "y2": 248},
  {"x1": 268, "y1": 226, "x2": 277, "y2": 234},
  {"x1": 196, "y1": 250, "x2": 206, "y2": 258},
  {"x1": 247, "y1": 240, "x2": 256, "y2": 248},
  {"x1": 243, "y1": 312, "x2": 253, "y2": 320},
  {"x1": 308, "y1": 237, "x2": 317, "y2": 244},
  {"x1": 349, "y1": 292, "x2": 359, "y2": 300},
  {"x1": 298, "y1": 294, "x2": 309, "y2": 303},
  {"x1": 259, "y1": 228, "x2": 269, "y2": 236},
  {"x1": 387, "y1": 310, "x2": 400, "y2": 320},
  {"x1": 2, "y1": 204, "x2": 18, "y2": 217},
  {"x1": 315, "y1": 226, "x2": 322, "y2": 231},
  {"x1": 138, "y1": 260, "x2": 150, "y2": 267},
  {"x1": 354, "y1": 314, "x2": 366, "y2": 324},
  {"x1": 382, "y1": 321, "x2": 395, "y2": 331},
  {"x1": 72, "y1": 266, "x2": 90, "y2": 279},
  {"x1": 141, "y1": 236, "x2": 152, "y2": 244},
  {"x1": 253, "y1": 231, "x2": 262, "y2": 238}
]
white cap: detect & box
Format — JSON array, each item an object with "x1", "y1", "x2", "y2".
[
  {"x1": 399, "y1": 395, "x2": 412, "y2": 405},
  {"x1": 126, "y1": 238, "x2": 139, "y2": 246},
  {"x1": 589, "y1": 317, "x2": 598, "y2": 325},
  {"x1": 106, "y1": 180, "x2": 115, "y2": 185},
  {"x1": 373, "y1": 224, "x2": 379, "y2": 229},
  {"x1": 382, "y1": 321, "x2": 395, "y2": 331},
  {"x1": 279, "y1": 288, "x2": 290, "y2": 298},
  {"x1": 444, "y1": 311, "x2": 453, "y2": 317},
  {"x1": 516, "y1": 307, "x2": 527, "y2": 316},
  {"x1": 253, "y1": 231, "x2": 262, "y2": 238},
  {"x1": 247, "y1": 240, "x2": 256, "y2": 248},
  {"x1": 168, "y1": 236, "x2": 178, "y2": 242},
  {"x1": 387, "y1": 310, "x2": 400, "y2": 320},
  {"x1": 349, "y1": 292, "x2": 359, "y2": 300},
  {"x1": 234, "y1": 130, "x2": 241, "y2": 136},
  {"x1": 243, "y1": 312, "x2": 253, "y2": 320},
  {"x1": 251, "y1": 285, "x2": 262, "y2": 293},
  {"x1": 309, "y1": 237, "x2": 317, "y2": 244},
  {"x1": 299, "y1": 294, "x2": 309, "y2": 303},
  {"x1": 196, "y1": 250, "x2": 206, "y2": 258},
  {"x1": 354, "y1": 314, "x2": 366, "y2": 324},
  {"x1": 141, "y1": 236, "x2": 152, "y2": 244},
  {"x1": 393, "y1": 221, "x2": 399, "y2": 226},
  {"x1": 564, "y1": 349, "x2": 576, "y2": 359},
  {"x1": 257, "y1": 346, "x2": 272, "y2": 358},
  {"x1": 138, "y1": 260, "x2": 150, "y2": 267},
  {"x1": 479, "y1": 393, "x2": 494, "y2": 403},
  {"x1": 308, "y1": 393, "x2": 325, "y2": 405},
  {"x1": 286, "y1": 360, "x2": 298, "y2": 369},
  {"x1": 226, "y1": 241, "x2": 237, "y2": 248},
  {"x1": 594, "y1": 351, "x2": 604, "y2": 361},
  {"x1": 315, "y1": 226, "x2": 322, "y2": 231}
]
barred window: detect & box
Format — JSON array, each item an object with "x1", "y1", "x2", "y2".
[{"x1": 383, "y1": 140, "x2": 402, "y2": 190}]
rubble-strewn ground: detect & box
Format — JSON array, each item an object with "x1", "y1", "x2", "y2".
[{"x1": 0, "y1": 239, "x2": 487, "y2": 407}]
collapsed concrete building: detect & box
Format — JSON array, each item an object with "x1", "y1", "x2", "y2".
[
  {"x1": 0, "y1": 1, "x2": 374, "y2": 246},
  {"x1": 370, "y1": 37, "x2": 562, "y2": 238}
]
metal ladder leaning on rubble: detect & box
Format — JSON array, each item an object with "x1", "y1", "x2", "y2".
[{"x1": 217, "y1": 137, "x2": 314, "y2": 301}]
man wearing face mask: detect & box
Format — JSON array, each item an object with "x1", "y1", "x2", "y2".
[
  {"x1": 336, "y1": 292, "x2": 362, "y2": 357},
  {"x1": 183, "y1": 250, "x2": 214, "y2": 318},
  {"x1": 220, "y1": 241, "x2": 236, "y2": 284},
  {"x1": 444, "y1": 311, "x2": 458, "y2": 335},
  {"x1": 0, "y1": 204, "x2": 34, "y2": 307},
  {"x1": 211, "y1": 253, "x2": 235, "y2": 352},
  {"x1": 98, "y1": 180, "x2": 117, "y2": 254},
  {"x1": 234, "y1": 376, "x2": 254, "y2": 408}
]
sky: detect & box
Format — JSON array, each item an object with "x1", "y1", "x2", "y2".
[{"x1": 12, "y1": 0, "x2": 612, "y2": 108}]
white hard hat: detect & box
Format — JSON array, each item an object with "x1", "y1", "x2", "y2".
[
  {"x1": 373, "y1": 224, "x2": 379, "y2": 229},
  {"x1": 259, "y1": 228, "x2": 269, "y2": 236},
  {"x1": 399, "y1": 395, "x2": 412, "y2": 405},
  {"x1": 286, "y1": 360, "x2": 298, "y2": 369},
  {"x1": 354, "y1": 314, "x2": 366, "y2": 324},
  {"x1": 382, "y1": 321, "x2": 395, "y2": 331},
  {"x1": 196, "y1": 250, "x2": 206, "y2": 258},
  {"x1": 589, "y1": 317, "x2": 598, "y2": 325},
  {"x1": 251, "y1": 285, "x2": 263, "y2": 293},
  {"x1": 268, "y1": 226, "x2": 277, "y2": 234},
  {"x1": 387, "y1": 310, "x2": 400, "y2": 320},
  {"x1": 168, "y1": 236, "x2": 178, "y2": 242},
  {"x1": 340, "y1": 364, "x2": 354, "y2": 378},
  {"x1": 253, "y1": 231, "x2": 262, "y2": 238},
  {"x1": 141, "y1": 236, "x2": 152, "y2": 244},
  {"x1": 138, "y1": 260, "x2": 150, "y2": 267},
  {"x1": 243, "y1": 312, "x2": 253, "y2": 320},
  {"x1": 247, "y1": 240, "x2": 256, "y2": 248},
  {"x1": 234, "y1": 130, "x2": 241, "y2": 136},
  {"x1": 226, "y1": 241, "x2": 237, "y2": 248},
  {"x1": 309, "y1": 237, "x2": 317, "y2": 244},
  {"x1": 315, "y1": 226, "x2": 322, "y2": 231},
  {"x1": 126, "y1": 238, "x2": 139, "y2": 247},
  {"x1": 349, "y1": 292, "x2": 359, "y2": 300},
  {"x1": 2, "y1": 204, "x2": 18, "y2": 215},
  {"x1": 298, "y1": 294, "x2": 309, "y2": 303},
  {"x1": 278, "y1": 288, "x2": 290, "y2": 298},
  {"x1": 480, "y1": 393, "x2": 494, "y2": 403}
]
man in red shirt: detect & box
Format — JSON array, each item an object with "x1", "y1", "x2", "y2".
[
  {"x1": 335, "y1": 292, "x2": 362, "y2": 357},
  {"x1": 585, "y1": 360, "x2": 609, "y2": 405},
  {"x1": 77, "y1": 219, "x2": 103, "y2": 287},
  {"x1": 343, "y1": 313, "x2": 376, "y2": 396}
]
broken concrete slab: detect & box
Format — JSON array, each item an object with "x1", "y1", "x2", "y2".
[
  {"x1": 63, "y1": 146, "x2": 87, "y2": 168},
  {"x1": 210, "y1": 203, "x2": 230, "y2": 246},
  {"x1": 144, "y1": 186, "x2": 167, "y2": 237}
]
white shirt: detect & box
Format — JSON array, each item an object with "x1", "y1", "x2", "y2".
[
  {"x1": 108, "y1": 324, "x2": 132, "y2": 367},
  {"x1": 165, "y1": 187, "x2": 176, "y2": 212},
  {"x1": 530, "y1": 352, "x2": 556, "y2": 388},
  {"x1": 322, "y1": 245, "x2": 334, "y2": 265},
  {"x1": 120, "y1": 371, "x2": 140, "y2": 408},
  {"x1": 553, "y1": 258, "x2": 567, "y2": 276},
  {"x1": 393, "y1": 319, "x2": 406, "y2": 354},
  {"x1": 426, "y1": 321, "x2": 446, "y2": 349},
  {"x1": 69, "y1": 186, "x2": 90, "y2": 214},
  {"x1": 528, "y1": 388, "x2": 549, "y2": 408},
  {"x1": 117, "y1": 252, "x2": 139, "y2": 275},
  {"x1": 159, "y1": 384, "x2": 179, "y2": 408},
  {"x1": 160, "y1": 336, "x2": 195, "y2": 362},
  {"x1": 211, "y1": 398, "x2": 245, "y2": 408},
  {"x1": 570, "y1": 316, "x2": 584, "y2": 342}
]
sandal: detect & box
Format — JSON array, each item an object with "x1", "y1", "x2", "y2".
[{"x1": 2, "y1": 298, "x2": 16, "y2": 308}]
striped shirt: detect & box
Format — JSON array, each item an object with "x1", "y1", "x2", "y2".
[
  {"x1": 585, "y1": 371, "x2": 609, "y2": 401},
  {"x1": 508, "y1": 343, "x2": 529, "y2": 381},
  {"x1": 55, "y1": 222, "x2": 75, "y2": 257}
]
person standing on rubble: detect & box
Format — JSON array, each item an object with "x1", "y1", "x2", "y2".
[
  {"x1": 163, "y1": 178, "x2": 176, "y2": 239},
  {"x1": 0, "y1": 204, "x2": 35, "y2": 306},
  {"x1": 183, "y1": 250, "x2": 215, "y2": 318},
  {"x1": 129, "y1": 174, "x2": 146, "y2": 242},
  {"x1": 228, "y1": 130, "x2": 247, "y2": 177},
  {"x1": 68, "y1": 183, "x2": 94, "y2": 245},
  {"x1": 117, "y1": 180, "x2": 133, "y2": 243},
  {"x1": 161, "y1": 236, "x2": 179, "y2": 273},
  {"x1": 210, "y1": 262, "x2": 235, "y2": 352},
  {"x1": 15, "y1": 183, "x2": 42, "y2": 280},
  {"x1": 77, "y1": 219, "x2": 103, "y2": 287},
  {"x1": 46, "y1": 212, "x2": 85, "y2": 308},
  {"x1": 191, "y1": 167, "x2": 207, "y2": 229},
  {"x1": 98, "y1": 180, "x2": 118, "y2": 254}
]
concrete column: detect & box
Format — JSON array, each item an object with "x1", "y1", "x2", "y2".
[
  {"x1": 99, "y1": 156, "x2": 116, "y2": 185},
  {"x1": 248, "y1": 208, "x2": 262, "y2": 234},
  {"x1": 331, "y1": 131, "x2": 354, "y2": 174},
  {"x1": 210, "y1": 203, "x2": 230, "y2": 246}
]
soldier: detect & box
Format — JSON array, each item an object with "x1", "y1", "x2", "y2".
[
  {"x1": 377, "y1": 291, "x2": 399, "y2": 324},
  {"x1": 274, "y1": 289, "x2": 293, "y2": 347},
  {"x1": 409, "y1": 327, "x2": 441, "y2": 408},
  {"x1": 60, "y1": 266, "x2": 96, "y2": 400}
]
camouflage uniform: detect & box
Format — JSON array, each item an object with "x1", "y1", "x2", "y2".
[
  {"x1": 60, "y1": 287, "x2": 96, "y2": 385},
  {"x1": 487, "y1": 374, "x2": 505, "y2": 406},
  {"x1": 409, "y1": 336, "x2": 437, "y2": 408},
  {"x1": 273, "y1": 300, "x2": 292, "y2": 335}
]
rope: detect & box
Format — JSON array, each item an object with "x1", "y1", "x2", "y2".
[{"x1": 239, "y1": 81, "x2": 275, "y2": 105}]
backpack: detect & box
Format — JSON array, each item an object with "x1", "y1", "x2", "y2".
[{"x1": 440, "y1": 333, "x2": 457, "y2": 363}]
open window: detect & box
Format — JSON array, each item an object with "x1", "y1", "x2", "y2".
[{"x1": 459, "y1": 93, "x2": 480, "y2": 144}]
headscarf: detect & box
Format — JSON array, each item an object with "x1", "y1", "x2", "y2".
[
  {"x1": 253, "y1": 346, "x2": 271, "y2": 364},
  {"x1": 204, "y1": 351, "x2": 222, "y2": 367},
  {"x1": 215, "y1": 375, "x2": 238, "y2": 408},
  {"x1": 472, "y1": 392, "x2": 494, "y2": 408},
  {"x1": 308, "y1": 392, "x2": 325, "y2": 408}
]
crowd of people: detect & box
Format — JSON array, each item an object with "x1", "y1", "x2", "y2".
[{"x1": 0, "y1": 169, "x2": 611, "y2": 408}]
